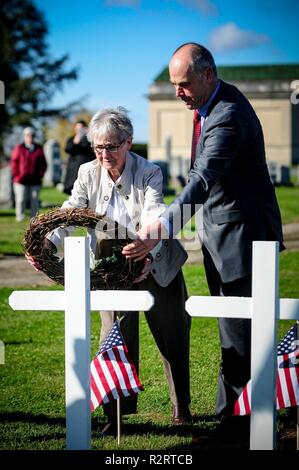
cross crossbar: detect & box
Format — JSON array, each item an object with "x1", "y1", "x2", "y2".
[
  {"x1": 185, "y1": 241, "x2": 299, "y2": 450},
  {"x1": 8, "y1": 237, "x2": 154, "y2": 450},
  {"x1": 9, "y1": 290, "x2": 153, "y2": 312},
  {"x1": 186, "y1": 297, "x2": 299, "y2": 320}
]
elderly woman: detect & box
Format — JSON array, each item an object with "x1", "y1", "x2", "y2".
[{"x1": 31, "y1": 107, "x2": 191, "y2": 436}]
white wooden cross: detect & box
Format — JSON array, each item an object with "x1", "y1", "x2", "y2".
[
  {"x1": 9, "y1": 237, "x2": 153, "y2": 450},
  {"x1": 186, "y1": 241, "x2": 299, "y2": 450}
]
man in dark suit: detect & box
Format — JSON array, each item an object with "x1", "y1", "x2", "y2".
[{"x1": 123, "y1": 42, "x2": 284, "y2": 418}]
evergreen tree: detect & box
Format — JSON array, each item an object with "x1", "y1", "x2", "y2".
[{"x1": 0, "y1": 0, "x2": 78, "y2": 154}]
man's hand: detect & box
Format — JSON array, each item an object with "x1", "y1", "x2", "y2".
[
  {"x1": 122, "y1": 220, "x2": 167, "y2": 261},
  {"x1": 25, "y1": 238, "x2": 57, "y2": 272},
  {"x1": 133, "y1": 257, "x2": 152, "y2": 283}
]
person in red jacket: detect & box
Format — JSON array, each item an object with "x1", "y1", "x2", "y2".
[{"x1": 11, "y1": 127, "x2": 47, "y2": 222}]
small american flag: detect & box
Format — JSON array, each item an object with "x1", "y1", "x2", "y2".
[
  {"x1": 90, "y1": 320, "x2": 144, "y2": 411},
  {"x1": 234, "y1": 323, "x2": 299, "y2": 416}
]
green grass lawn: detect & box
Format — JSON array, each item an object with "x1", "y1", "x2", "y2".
[
  {"x1": 0, "y1": 187, "x2": 68, "y2": 256},
  {"x1": 0, "y1": 185, "x2": 298, "y2": 449},
  {"x1": 0, "y1": 185, "x2": 298, "y2": 256},
  {"x1": 0, "y1": 251, "x2": 298, "y2": 450},
  {"x1": 275, "y1": 186, "x2": 299, "y2": 224}
]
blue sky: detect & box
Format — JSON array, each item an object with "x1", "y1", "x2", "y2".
[{"x1": 35, "y1": 0, "x2": 299, "y2": 142}]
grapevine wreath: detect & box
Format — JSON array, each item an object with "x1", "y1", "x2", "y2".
[{"x1": 23, "y1": 208, "x2": 144, "y2": 290}]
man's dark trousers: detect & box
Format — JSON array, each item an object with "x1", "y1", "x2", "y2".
[{"x1": 203, "y1": 245, "x2": 252, "y2": 416}]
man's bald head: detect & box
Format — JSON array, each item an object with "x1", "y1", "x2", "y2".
[
  {"x1": 169, "y1": 42, "x2": 218, "y2": 110},
  {"x1": 170, "y1": 42, "x2": 217, "y2": 78}
]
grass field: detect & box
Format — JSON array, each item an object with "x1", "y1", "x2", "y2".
[
  {"x1": 0, "y1": 185, "x2": 298, "y2": 450},
  {"x1": 0, "y1": 185, "x2": 298, "y2": 256},
  {"x1": 0, "y1": 251, "x2": 298, "y2": 450}
]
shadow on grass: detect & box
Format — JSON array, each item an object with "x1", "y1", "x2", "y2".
[
  {"x1": 92, "y1": 409, "x2": 297, "y2": 450},
  {"x1": 26, "y1": 433, "x2": 66, "y2": 443},
  {"x1": 0, "y1": 412, "x2": 66, "y2": 447},
  {"x1": 0, "y1": 211, "x2": 15, "y2": 217},
  {"x1": 1, "y1": 409, "x2": 296, "y2": 450},
  {"x1": 0, "y1": 411, "x2": 65, "y2": 426},
  {"x1": 4, "y1": 339, "x2": 33, "y2": 345},
  {"x1": 136, "y1": 422, "x2": 248, "y2": 450},
  {"x1": 91, "y1": 413, "x2": 250, "y2": 450}
]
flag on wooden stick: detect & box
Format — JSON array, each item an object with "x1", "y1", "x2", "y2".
[
  {"x1": 90, "y1": 320, "x2": 143, "y2": 411},
  {"x1": 234, "y1": 323, "x2": 299, "y2": 415}
]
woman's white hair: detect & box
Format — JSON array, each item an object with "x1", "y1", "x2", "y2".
[{"x1": 87, "y1": 107, "x2": 133, "y2": 143}]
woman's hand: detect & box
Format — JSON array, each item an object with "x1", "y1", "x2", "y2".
[
  {"x1": 25, "y1": 253, "x2": 42, "y2": 272},
  {"x1": 25, "y1": 238, "x2": 57, "y2": 272}
]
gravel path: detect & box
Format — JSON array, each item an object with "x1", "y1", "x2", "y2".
[{"x1": 0, "y1": 255, "x2": 53, "y2": 287}]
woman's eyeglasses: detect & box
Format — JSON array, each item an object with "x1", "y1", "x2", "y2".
[{"x1": 92, "y1": 139, "x2": 125, "y2": 154}]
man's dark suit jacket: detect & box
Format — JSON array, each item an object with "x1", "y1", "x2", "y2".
[{"x1": 164, "y1": 80, "x2": 284, "y2": 283}]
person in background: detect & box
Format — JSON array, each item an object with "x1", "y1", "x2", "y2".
[
  {"x1": 11, "y1": 126, "x2": 47, "y2": 222},
  {"x1": 63, "y1": 119, "x2": 94, "y2": 195}
]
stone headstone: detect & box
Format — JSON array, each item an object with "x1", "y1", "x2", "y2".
[
  {"x1": 290, "y1": 164, "x2": 299, "y2": 186},
  {"x1": 0, "y1": 80, "x2": 4, "y2": 105},
  {"x1": 152, "y1": 160, "x2": 175, "y2": 195},
  {"x1": 43, "y1": 139, "x2": 62, "y2": 187},
  {"x1": 165, "y1": 135, "x2": 172, "y2": 162},
  {"x1": 0, "y1": 162, "x2": 13, "y2": 208},
  {"x1": 267, "y1": 161, "x2": 290, "y2": 186}
]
